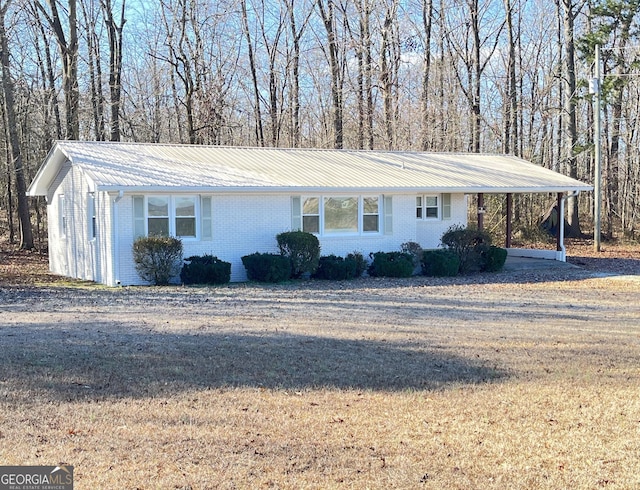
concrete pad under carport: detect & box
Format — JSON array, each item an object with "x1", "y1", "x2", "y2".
[{"x1": 503, "y1": 255, "x2": 580, "y2": 272}]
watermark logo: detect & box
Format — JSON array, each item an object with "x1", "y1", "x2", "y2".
[{"x1": 0, "y1": 465, "x2": 73, "y2": 490}]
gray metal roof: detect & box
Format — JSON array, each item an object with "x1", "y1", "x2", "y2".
[{"x1": 27, "y1": 141, "x2": 593, "y2": 196}]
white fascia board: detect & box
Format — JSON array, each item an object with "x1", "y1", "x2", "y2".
[
  {"x1": 26, "y1": 147, "x2": 65, "y2": 196},
  {"x1": 96, "y1": 184, "x2": 593, "y2": 195}
]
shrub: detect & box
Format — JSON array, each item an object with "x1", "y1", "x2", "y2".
[
  {"x1": 241, "y1": 252, "x2": 291, "y2": 283},
  {"x1": 367, "y1": 251, "x2": 414, "y2": 278},
  {"x1": 421, "y1": 249, "x2": 460, "y2": 277},
  {"x1": 481, "y1": 245, "x2": 508, "y2": 272},
  {"x1": 276, "y1": 231, "x2": 321, "y2": 279},
  {"x1": 347, "y1": 251, "x2": 368, "y2": 278},
  {"x1": 440, "y1": 225, "x2": 492, "y2": 274},
  {"x1": 132, "y1": 236, "x2": 183, "y2": 285},
  {"x1": 313, "y1": 254, "x2": 358, "y2": 280},
  {"x1": 180, "y1": 255, "x2": 231, "y2": 285},
  {"x1": 401, "y1": 241, "x2": 424, "y2": 274}
]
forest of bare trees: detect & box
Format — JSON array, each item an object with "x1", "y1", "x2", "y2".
[{"x1": 1, "y1": 0, "x2": 639, "y2": 249}]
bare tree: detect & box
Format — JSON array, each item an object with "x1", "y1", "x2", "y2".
[
  {"x1": 1, "y1": 0, "x2": 34, "y2": 249},
  {"x1": 558, "y1": 0, "x2": 583, "y2": 236},
  {"x1": 420, "y1": 0, "x2": 434, "y2": 151},
  {"x1": 102, "y1": 0, "x2": 126, "y2": 141},
  {"x1": 35, "y1": 0, "x2": 80, "y2": 140},
  {"x1": 317, "y1": 0, "x2": 343, "y2": 149}
]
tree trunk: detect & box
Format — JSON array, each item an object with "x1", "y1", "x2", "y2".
[
  {"x1": 102, "y1": 0, "x2": 126, "y2": 142},
  {"x1": 420, "y1": 0, "x2": 433, "y2": 151},
  {"x1": 241, "y1": 0, "x2": 264, "y2": 147},
  {"x1": 0, "y1": 1, "x2": 34, "y2": 249},
  {"x1": 38, "y1": 0, "x2": 80, "y2": 140},
  {"x1": 560, "y1": 0, "x2": 581, "y2": 236},
  {"x1": 317, "y1": 0, "x2": 343, "y2": 149}
]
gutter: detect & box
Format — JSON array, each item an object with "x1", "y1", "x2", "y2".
[{"x1": 110, "y1": 190, "x2": 124, "y2": 286}]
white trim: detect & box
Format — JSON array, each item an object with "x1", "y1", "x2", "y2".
[
  {"x1": 143, "y1": 194, "x2": 200, "y2": 240},
  {"x1": 417, "y1": 193, "x2": 441, "y2": 221},
  {"x1": 507, "y1": 248, "x2": 565, "y2": 261},
  {"x1": 300, "y1": 194, "x2": 383, "y2": 237}
]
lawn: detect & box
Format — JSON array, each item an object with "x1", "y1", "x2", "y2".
[{"x1": 1, "y1": 244, "x2": 639, "y2": 489}]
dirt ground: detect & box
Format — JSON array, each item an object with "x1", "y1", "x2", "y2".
[{"x1": 1, "y1": 239, "x2": 639, "y2": 488}]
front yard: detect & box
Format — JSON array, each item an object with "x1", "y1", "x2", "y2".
[{"x1": 1, "y1": 242, "x2": 639, "y2": 488}]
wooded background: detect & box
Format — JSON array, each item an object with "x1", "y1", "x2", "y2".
[{"x1": 1, "y1": 0, "x2": 638, "y2": 250}]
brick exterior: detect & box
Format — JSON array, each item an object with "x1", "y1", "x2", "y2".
[{"x1": 47, "y1": 181, "x2": 468, "y2": 285}]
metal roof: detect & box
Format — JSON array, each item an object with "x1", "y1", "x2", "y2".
[{"x1": 27, "y1": 141, "x2": 593, "y2": 196}]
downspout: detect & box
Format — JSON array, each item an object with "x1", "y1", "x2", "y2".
[
  {"x1": 111, "y1": 190, "x2": 124, "y2": 285},
  {"x1": 559, "y1": 190, "x2": 580, "y2": 262}
]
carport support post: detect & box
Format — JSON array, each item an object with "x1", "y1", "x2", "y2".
[
  {"x1": 505, "y1": 193, "x2": 512, "y2": 248},
  {"x1": 477, "y1": 193, "x2": 484, "y2": 230},
  {"x1": 556, "y1": 193, "x2": 563, "y2": 253}
]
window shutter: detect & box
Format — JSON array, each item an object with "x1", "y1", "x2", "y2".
[
  {"x1": 201, "y1": 196, "x2": 213, "y2": 240},
  {"x1": 133, "y1": 196, "x2": 145, "y2": 238},
  {"x1": 442, "y1": 193, "x2": 452, "y2": 220},
  {"x1": 384, "y1": 195, "x2": 393, "y2": 235},
  {"x1": 291, "y1": 196, "x2": 302, "y2": 230}
]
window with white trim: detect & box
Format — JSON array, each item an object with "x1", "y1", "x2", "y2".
[
  {"x1": 416, "y1": 194, "x2": 440, "y2": 220},
  {"x1": 302, "y1": 197, "x2": 320, "y2": 233},
  {"x1": 363, "y1": 196, "x2": 379, "y2": 232},
  {"x1": 324, "y1": 197, "x2": 358, "y2": 234},
  {"x1": 134, "y1": 195, "x2": 200, "y2": 239},
  {"x1": 298, "y1": 195, "x2": 382, "y2": 235}
]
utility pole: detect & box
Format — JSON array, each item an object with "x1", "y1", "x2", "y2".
[{"x1": 590, "y1": 44, "x2": 602, "y2": 252}]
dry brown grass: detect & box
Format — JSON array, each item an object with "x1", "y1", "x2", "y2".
[{"x1": 1, "y1": 242, "x2": 640, "y2": 488}]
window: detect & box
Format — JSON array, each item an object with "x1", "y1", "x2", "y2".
[
  {"x1": 88, "y1": 193, "x2": 96, "y2": 239},
  {"x1": 302, "y1": 197, "x2": 320, "y2": 233},
  {"x1": 135, "y1": 195, "x2": 200, "y2": 239},
  {"x1": 148, "y1": 196, "x2": 170, "y2": 236},
  {"x1": 363, "y1": 197, "x2": 379, "y2": 232},
  {"x1": 298, "y1": 195, "x2": 383, "y2": 235},
  {"x1": 417, "y1": 194, "x2": 440, "y2": 220},
  {"x1": 175, "y1": 196, "x2": 196, "y2": 237},
  {"x1": 324, "y1": 197, "x2": 358, "y2": 234},
  {"x1": 59, "y1": 195, "x2": 67, "y2": 237}
]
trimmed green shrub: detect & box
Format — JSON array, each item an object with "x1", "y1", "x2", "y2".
[
  {"x1": 132, "y1": 236, "x2": 183, "y2": 285},
  {"x1": 313, "y1": 255, "x2": 358, "y2": 280},
  {"x1": 421, "y1": 249, "x2": 460, "y2": 277},
  {"x1": 347, "y1": 251, "x2": 368, "y2": 278},
  {"x1": 241, "y1": 252, "x2": 291, "y2": 283},
  {"x1": 276, "y1": 231, "x2": 321, "y2": 279},
  {"x1": 180, "y1": 255, "x2": 231, "y2": 285},
  {"x1": 440, "y1": 225, "x2": 492, "y2": 274},
  {"x1": 481, "y1": 245, "x2": 508, "y2": 272},
  {"x1": 367, "y1": 251, "x2": 414, "y2": 278}
]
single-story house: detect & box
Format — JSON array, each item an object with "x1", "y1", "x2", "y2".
[{"x1": 27, "y1": 141, "x2": 592, "y2": 286}]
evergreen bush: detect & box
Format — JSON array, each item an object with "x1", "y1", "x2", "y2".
[
  {"x1": 132, "y1": 236, "x2": 183, "y2": 285},
  {"x1": 241, "y1": 252, "x2": 291, "y2": 283},
  {"x1": 313, "y1": 254, "x2": 358, "y2": 280},
  {"x1": 481, "y1": 245, "x2": 508, "y2": 272},
  {"x1": 367, "y1": 251, "x2": 414, "y2": 278},
  {"x1": 276, "y1": 231, "x2": 321, "y2": 279},
  {"x1": 421, "y1": 249, "x2": 460, "y2": 277},
  {"x1": 180, "y1": 255, "x2": 231, "y2": 285},
  {"x1": 440, "y1": 225, "x2": 492, "y2": 274},
  {"x1": 346, "y1": 251, "x2": 368, "y2": 278}
]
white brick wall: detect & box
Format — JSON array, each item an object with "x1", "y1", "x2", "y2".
[
  {"x1": 47, "y1": 188, "x2": 468, "y2": 285},
  {"x1": 415, "y1": 193, "x2": 468, "y2": 248},
  {"x1": 112, "y1": 192, "x2": 468, "y2": 285}
]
